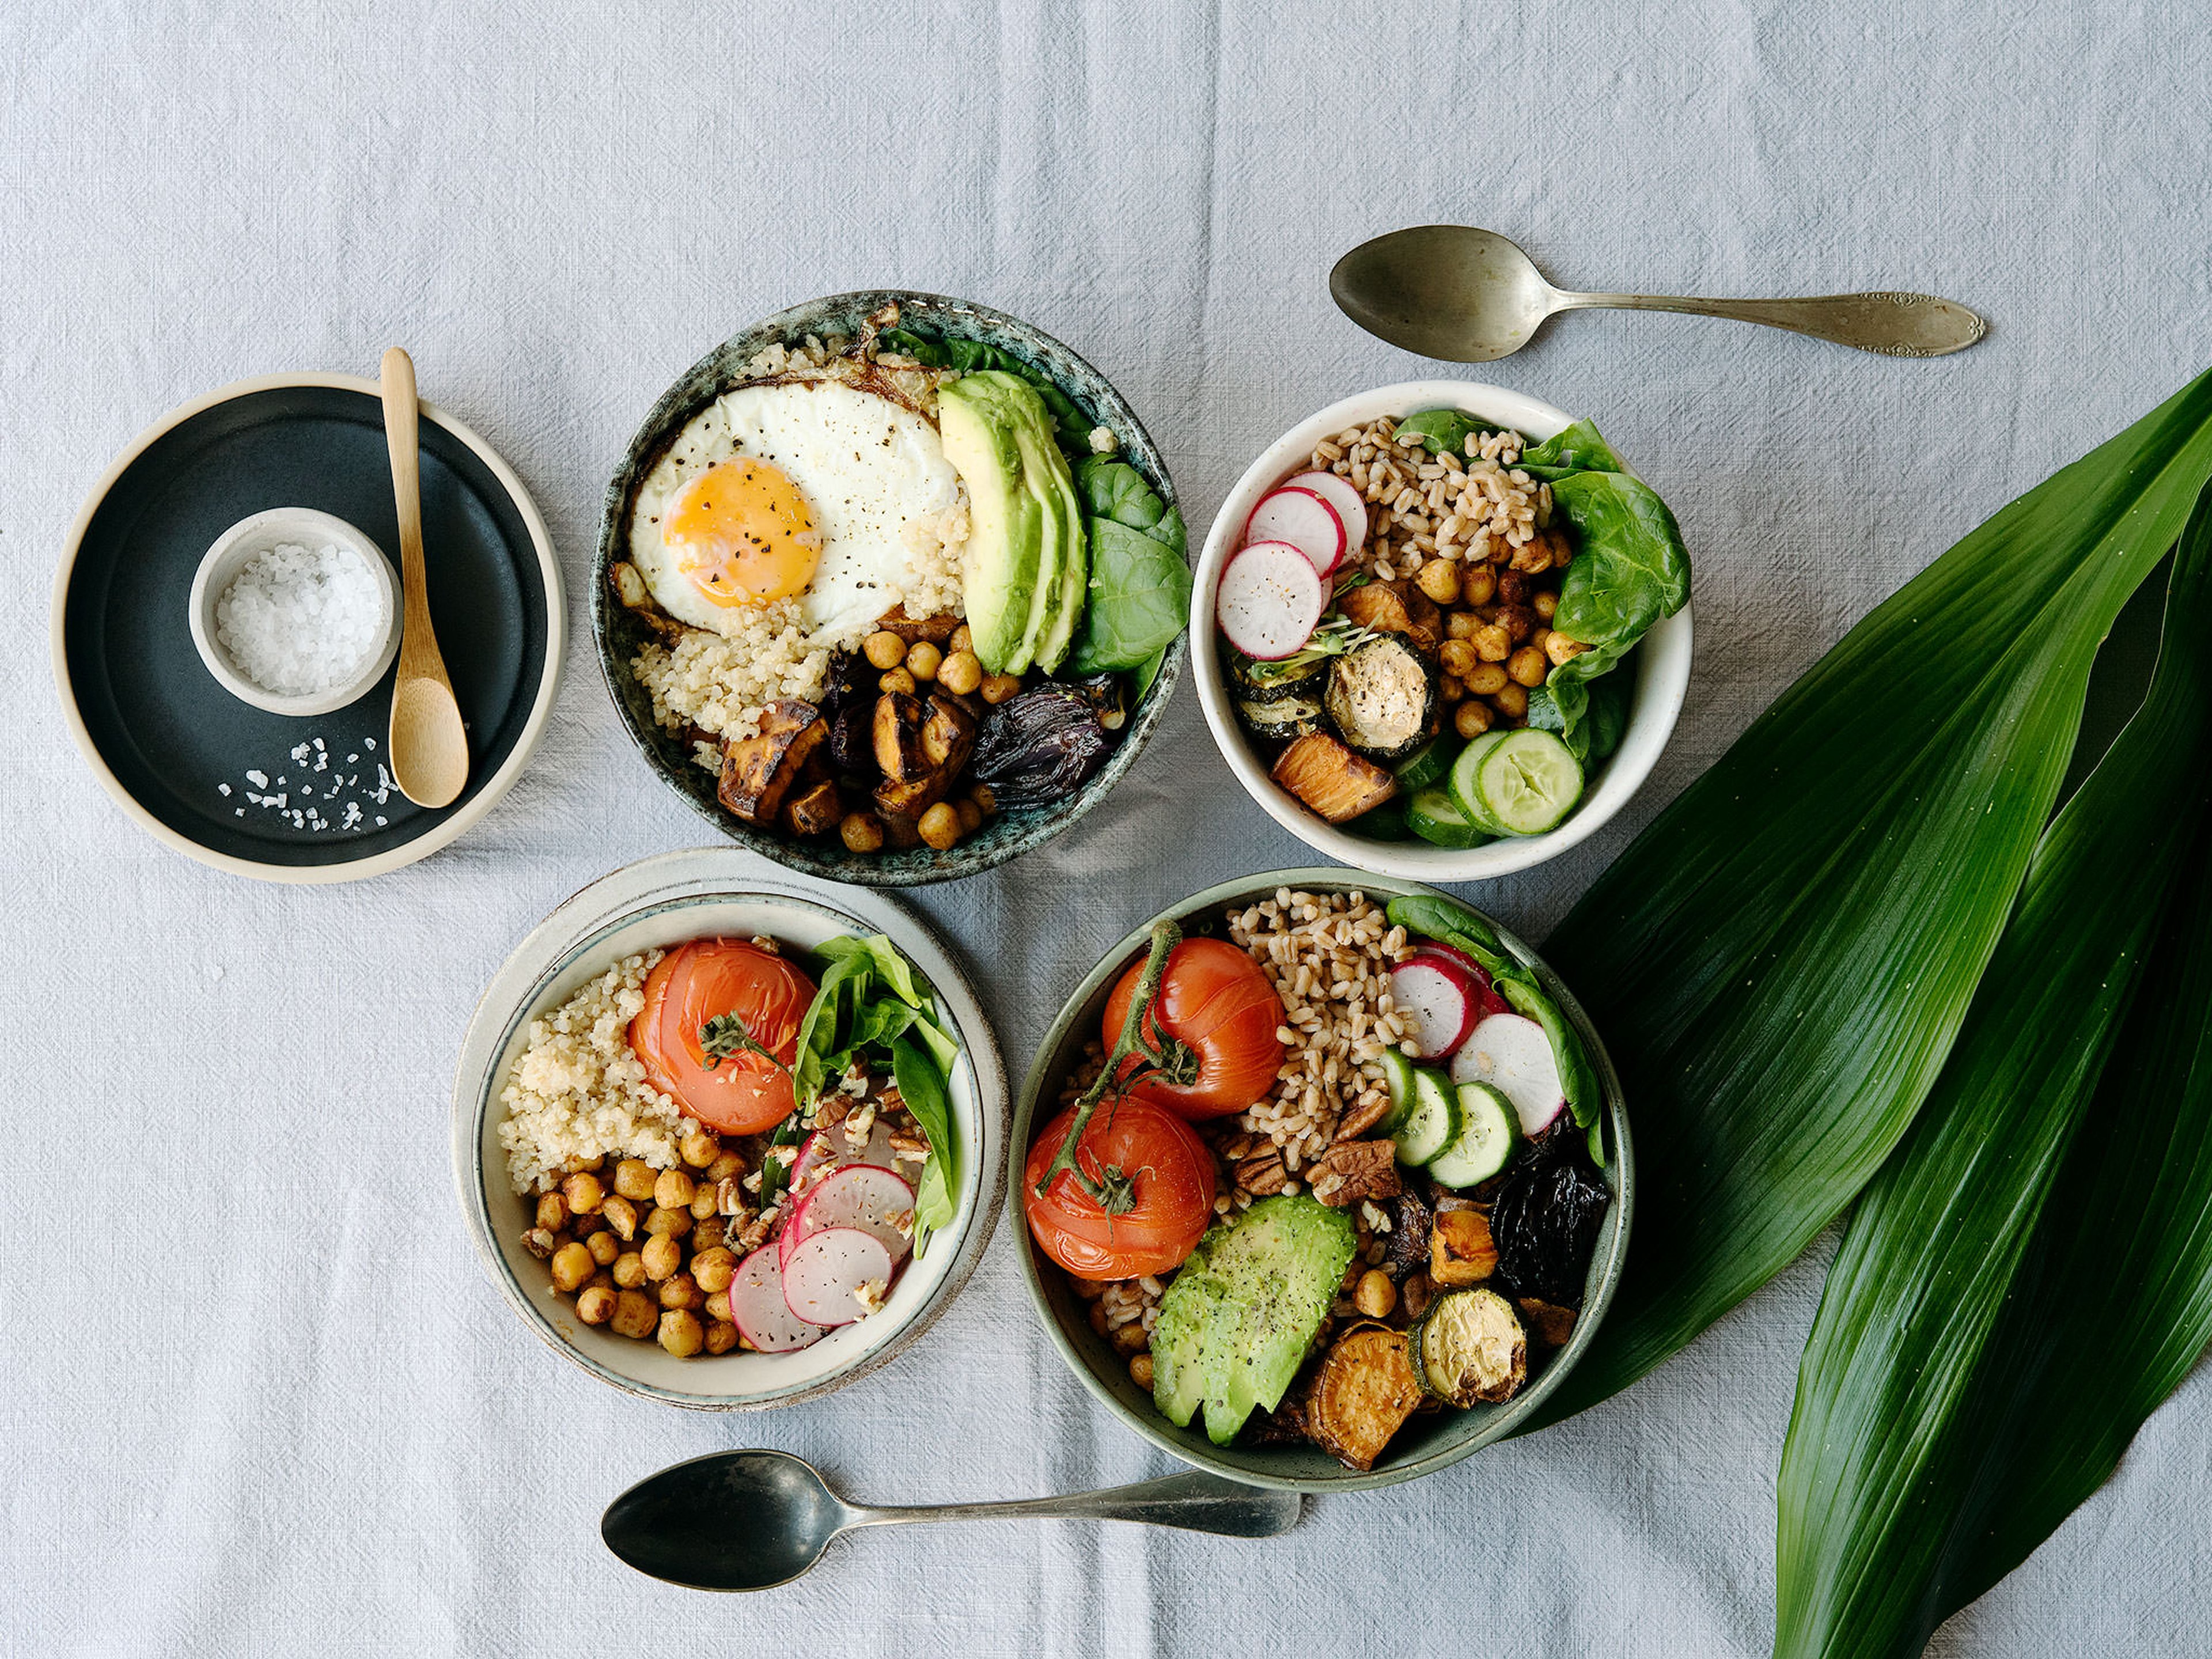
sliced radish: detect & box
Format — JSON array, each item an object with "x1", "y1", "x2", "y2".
[
  {"x1": 781, "y1": 1227, "x2": 896, "y2": 1327},
  {"x1": 1449, "y1": 1013, "x2": 1566, "y2": 1135},
  {"x1": 1408, "y1": 942, "x2": 1513, "y2": 1022},
  {"x1": 728, "y1": 1245, "x2": 827, "y2": 1353},
  {"x1": 1283, "y1": 469, "x2": 1368, "y2": 558},
  {"x1": 1216, "y1": 541, "x2": 1325, "y2": 659},
  {"x1": 781, "y1": 1162, "x2": 916, "y2": 1269},
  {"x1": 1391, "y1": 956, "x2": 1479, "y2": 1058},
  {"x1": 789, "y1": 1119, "x2": 901, "y2": 1189},
  {"x1": 1243, "y1": 484, "x2": 1346, "y2": 577}
]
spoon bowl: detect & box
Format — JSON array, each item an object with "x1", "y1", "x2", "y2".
[
  {"x1": 601, "y1": 1448, "x2": 1302, "y2": 1591},
  {"x1": 1332, "y1": 224, "x2": 1987, "y2": 361}
]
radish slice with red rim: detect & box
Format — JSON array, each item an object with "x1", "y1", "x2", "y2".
[
  {"x1": 1283, "y1": 470, "x2": 1368, "y2": 557},
  {"x1": 781, "y1": 1227, "x2": 896, "y2": 1327},
  {"x1": 1244, "y1": 485, "x2": 1346, "y2": 577},
  {"x1": 1391, "y1": 956, "x2": 1479, "y2": 1058},
  {"x1": 1217, "y1": 540, "x2": 1326, "y2": 659},
  {"x1": 789, "y1": 1119, "x2": 902, "y2": 1190},
  {"x1": 728, "y1": 1245, "x2": 827, "y2": 1353},
  {"x1": 781, "y1": 1162, "x2": 916, "y2": 1269},
  {"x1": 1408, "y1": 943, "x2": 1512, "y2": 1022},
  {"x1": 1448, "y1": 1012, "x2": 1567, "y2": 1135}
]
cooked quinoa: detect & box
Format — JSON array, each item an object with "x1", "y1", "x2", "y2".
[{"x1": 498, "y1": 950, "x2": 687, "y2": 1194}]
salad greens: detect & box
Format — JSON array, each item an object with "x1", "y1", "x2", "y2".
[{"x1": 878, "y1": 327, "x2": 1092, "y2": 452}]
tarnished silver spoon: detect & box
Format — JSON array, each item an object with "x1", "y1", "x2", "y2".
[
  {"x1": 1331, "y1": 224, "x2": 1987, "y2": 361},
  {"x1": 601, "y1": 1449, "x2": 1302, "y2": 1591}
]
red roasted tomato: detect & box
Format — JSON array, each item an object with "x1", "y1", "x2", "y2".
[
  {"x1": 1100, "y1": 937, "x2": 1285, "y2": 1119},
  {"x1": 1024, "y1": 1097, "x2": 1217, "y2": 1280},
  {"x1": 630, "y1": 939, "x2": 815, "y2": 1135}
]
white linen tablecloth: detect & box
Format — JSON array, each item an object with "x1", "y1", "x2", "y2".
[{"x1": 7, "y1": 2, "x2": 2210, "y2": 1652}]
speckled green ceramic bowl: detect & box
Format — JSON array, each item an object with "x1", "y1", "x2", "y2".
[
  {"x1": 1012, "y1": 869, "x2": 1634, "y2": 1493},
  {"x1": 594, "y1": 291, "x2": 1185, "y2": 887}
]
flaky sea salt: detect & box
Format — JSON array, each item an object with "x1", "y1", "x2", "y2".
[{"x1": 214, "y1": 541, "x2": 383, "y2": 696}]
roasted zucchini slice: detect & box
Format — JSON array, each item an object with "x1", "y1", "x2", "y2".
[
  {"x1": 1410, "y1": 1286, "x2": 1527, "y2": 1407},
  {"x1": 1237, "y1": 688, "x2": 1327, "y2": 743},
  {"x1": 1304, "y1": 1322, "x2": 1425, "y2": 1471},
  {"x1": 1325, "y1": 635, "x2": 1438, "y2": 763},
  {"x1": 1229, "y1": 652, "x2": 1328, "y2": 701}
]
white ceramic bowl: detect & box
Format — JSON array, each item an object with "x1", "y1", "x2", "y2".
[
  {"x1": 188, "y1": 506, "x2": 400, "y2": 717},
  {"x1": 451, "y1": 850, "x2": 1009, "y2": 1410},
  {"x1": 1193, "y1": 381, "x2": 1694, "y2": 881}
]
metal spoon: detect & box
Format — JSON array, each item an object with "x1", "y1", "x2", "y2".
[
  {"x1": 1331, "y1": 224, "x2": 1987, "y2": 361},
  {"x1": 378, "y1": 346, "x2": 470, "y2": 808},
  {"x1": 601, "y1": 1449, "x2": 1302, "y2": 1590}
]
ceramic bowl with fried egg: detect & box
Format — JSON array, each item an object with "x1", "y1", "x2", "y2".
[{"x1": 594, "y1": 292, "x2": 1188, "y2": 887}]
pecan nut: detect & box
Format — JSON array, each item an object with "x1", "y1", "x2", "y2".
[
  {"x1": 1306, "y1": 1139, "x2": 1403, "y2": 1208},
  {"x1": 1234, "y1": 1147, "x2": 1290, "y2": 1198}
]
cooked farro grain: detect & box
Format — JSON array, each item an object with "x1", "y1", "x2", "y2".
[{"x1": 1309, "y1": 415, "x2": 1552, "y2": 575}]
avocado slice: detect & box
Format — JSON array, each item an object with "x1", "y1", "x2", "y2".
[
  {"x1": 1147, "y1": 1233, "x2": 1222, "y2": 1429},
  {"x1": 954, "y1": 371, "x2": 1077, "y2": 674},
  {"x1": 937, "y1": 376, "x2": 1043, "y2": 675}
]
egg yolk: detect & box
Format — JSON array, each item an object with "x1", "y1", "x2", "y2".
[{"x1": 661, "y1": 457, "x2": 821, "y2": 606}]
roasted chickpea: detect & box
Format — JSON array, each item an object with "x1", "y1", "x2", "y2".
[
  {"x1": 658, "y1": 1272, "x2": 703, "y2": 1312},
  {"x1": 692, "y1": 1215, "x2": 728, "y2": 1254},
  {"x1": 533, "y1": 1192, "x2": 569, "y2": 1232},
  {"x1": 679, "y1": 1130, "x2": 719, "y2": 1169},
  {"x1": 1546, "y1": 631, "x2": 1588, "y2": 667},
  {"x1": 690, "y1": 1185, "x2": 719, "y2": 1220},
  {"x1": 878, "y1": 666, "x2": 918, "y2": 696},
  {"x1": 1440, "y1": 639, "x2": 1480, "y2": 679},
  {"x1": 906, "y1": 641, "x2": 942, "y2": 682},
  {"x1": 612, "y1": 1158, "x2": 656, "y2": 1200},
  {"x1": 1533, "y1": 589, "x2": 1559, "y2": 621},
  {"x1": 1415, "y1": 559, "x2": 1461, "y2": 605},
  {"x1": 658, "y1": 1309, "x2": 706, "y2": 1358},
  {"x1": 600, "y1": 1194, "x2": 638, "y2": 1242},
  {"x1": 641, "y1": 1234, "x2": 682, "y2": 1282},
  {"x1": 980, "y1": 673, "x2": 1021, "y2": 705},
  {"x1": 654, "y1": 1168, "x2": 696, "y2": 1211},
  {"x1": 1491, "y1": 682, "x2": 1529, "y2": 719},
  {"x1": 585, "y1": 1230, "x2": 619, "y2": 1266},
  {"x1": 1446, "y1": 611, "x2": 1482, "y2": 641},
  {"x1": 706, "y1": 1149, "x2": 746, "y2": 1184},
  {"x1": 955, "y1": 797, "x2": 983, "y2": 835},
  {"x1": 1472, "y1": 623, "x2": 1513, "y2": 663},
  {"x1": 704, "y1": 1290, "x2": 733, "y2": 1323},
  {"x1": 611, "y1": 1289, "x2": 658, "y2": 1340},
  {"x1": 918, "y1": 802, "x2": 962, "y2": 850},
  {"x1": 1455, "y1": 700, "x2": 1494, "y2": 740},
  {"x1": 935, "y1": 648, "x2": 982, "y2": 696},
  {"x1": 1465, "y1": 662, "x2": 1509, "y2": 696},
  {"x1": 586, "y1": 1268, "x2": 615, "y2": 1294},
  {"x1": 576, "y1": 1285, "x2": 617, "y2": 1326},
  {"x1": 690, "y1": 1246, "x2": 737, "y2": 1294},
  {"x1": 1461, "y1": 565, "x2": 1497, "y2": 607},
  {"x1": 549, "y1": 1241, "x2": 594, "y2": 1294},
  {"x1": 1529, "y1": 626, "x2": 1552, "y2": 655},
  {"x1": 1111, "y1": 1320, "x2": 1147, "y2": 1355},
  {"x1": 704, "y1": 1319, "x2": 740, "y2": 1355},
  {"x1": 1087, "y1": 1301, "x2": 1111, "y2": 1337},
  {"x1": 839, "y1": 812, "x2": 886, "y2": 853},
  {"x1": 643, "y1": 1203, "x2": 692, "y2": 1240},
  {"x1": 1128, "y1": 1351, "x2": 1156, "y2": 1389},
  {"x1": 948, "y1": 623, "x2": 973, "y2": 656},
  {"x1": 1508, "y1": 646, "x2": 1548, "y2": 688},
  {"x1": 1354, "y1": 1268, "x2": 1397, "y2": 1319},
  {"x1": 862, "y1": 630, "x2": 907, "y2": 670},
  {"x1": 1439, "y1": 674, "x2": 1465, "y2": 704},
  {"x1": 612, "y1": 1250, "x2": 647, "y2": 1289},
  {"x1": 969, "y1": 783, "x2": 997, "y2": 815},
  {"x1": 560, "y1": 1172, "x2": 604, "y2": 1217}
]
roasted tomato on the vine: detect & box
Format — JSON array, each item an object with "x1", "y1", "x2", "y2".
[
  {"x1": 1024, "y1": 1097, "x2": 1217, "y2": 1280},
  {"x1": 1100, "y1": 937, "x2": 1284, "y2": 1120},
  {"x1": 630, "y1": 939, "x2": 815, "y2": 1135}
]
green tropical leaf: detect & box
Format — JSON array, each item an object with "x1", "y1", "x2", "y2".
[
  {"x1": 1521, "y1": 368, "x2": 2212, "y2": 1430},
  {"x1": 1772, "y1": 500, "x2": 2212, "y2": 1659}
]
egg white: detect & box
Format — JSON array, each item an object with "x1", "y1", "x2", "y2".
[{"x1": 627, "y1": 378, "x2": 961, "y2": 640}]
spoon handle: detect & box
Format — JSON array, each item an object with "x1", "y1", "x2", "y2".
[
  {"x1": 1552, "y1": 287, "x2": 1986, "y2": 357},
  {"x1": 849, "y1": 1471, "x2": 1300, "y2": 1539}
]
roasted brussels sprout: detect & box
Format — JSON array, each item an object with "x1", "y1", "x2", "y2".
[{"x1": 969, "y1": 684, "x2": 1114, "y2": 811}]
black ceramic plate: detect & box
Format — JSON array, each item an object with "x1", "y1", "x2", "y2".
[{"x1": 52, "y1": 374, "x2": 564, "y2": 881}]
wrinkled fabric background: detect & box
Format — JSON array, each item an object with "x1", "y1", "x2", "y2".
[{"x1": 6, "y1": 2, "x2": 2209, "y2": 1653}]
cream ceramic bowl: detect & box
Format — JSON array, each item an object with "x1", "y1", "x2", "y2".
[
  {"x1": 1192, "y1": 381, "x2": 1694, "y2": 881},
  {"x1": 187, "y1": 506, "x2": 400, "y2": 718},
  {"x1": 452, "y1": 849, "x2": 1008, "y2": 1409}
]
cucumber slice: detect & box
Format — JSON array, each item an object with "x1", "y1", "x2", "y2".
[
  {"x1": 1350, "y1": 796, "x2": 1413, "y2": 840},
  {"x1": 1475, "y1": 730, "x2": 1584, "y2": 836},
  {"x1": 1427, "y1": 1082, "x2": 1517, "y2": 1187},
  {"x1": 1391, "y1": 1068, "x2": 1459, "y2": 1165},
  {"x1": 1377, "y1": 1047, "x2": 1418, "y2": 1135},
  {"x1": 1447, "y1": 732, "x2": 1512, "y2": 834},
  {"x1": 1393, "y1": 736, "x2": 1450, "y2": 793},
  {"x1": 1407, "y1": 784, "x2": 1486, "y2": 849}
]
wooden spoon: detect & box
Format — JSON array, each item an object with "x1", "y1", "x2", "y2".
[{"x1": 379, "y1": 346, "x2": 469, "y2": 809}]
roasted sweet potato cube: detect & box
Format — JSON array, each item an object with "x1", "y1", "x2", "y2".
[
  {"x1": 873, "y1": 693, "x2": 930, "y2": 781},
  {"x1": 1338, "y1": 579, "x2": 1442, "y2": 654},
  {"x1": 717, "y1": 700, "x2": 826, "y2": 825},
  {"x1": 872, "y1": 604, "x2": 961, "y2": 646},
  {"x1": 782, "y1": 779, "x2": 843, "y2": 838},
  {"x1": 1430, "y1": 1207, "x2": 1499, "y2": 1287},
  {"x1": 920, "y1": 695, "x2": 978, "y2": 771},
  {"x1": 874, "y1": 770, "x2": 955, "y2": 821},
  {"x1": 1271, "y1": 733, "x2": 1396, "y2": 823}
]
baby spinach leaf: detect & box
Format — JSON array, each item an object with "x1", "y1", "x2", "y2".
[
  {"x1": 1076, "y1": 456, "x2": 1169, "y2": 536},
  {"x1": 880, "y1": 327, "x2": 1092, "y2": 452},
  {"x1": 891, "y1": 1033, "x2": 958, "y2": 1238},
  {"x1": 791, "y1": 936, "x2": 960, "y2": 1107},
  {"x1": 1071, "y1": 519, "x2": 1192, "y2": 672},
  {"x1": 1521, "y1": 418, "x2": 1624, "y2": 478},
  {"x1": 1548, "y1": 470, "x2": 1691, "y2": 647},
  {"x1": 1131, "y1": 647, "x2": 1167, "y2": 703},
  {"x1": 1393, "y1": 407, "x2": 1494, "y2": 457}
]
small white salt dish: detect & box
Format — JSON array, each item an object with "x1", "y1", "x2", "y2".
[{"x1": 188, "y1": 507, "x2": 401, "y2": 718}]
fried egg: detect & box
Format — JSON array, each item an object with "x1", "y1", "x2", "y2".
[{"x1": 628, "y1": 378, "x2": 962, "y2": 640}]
